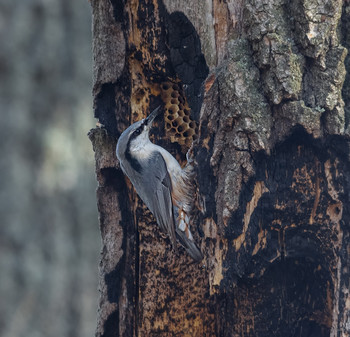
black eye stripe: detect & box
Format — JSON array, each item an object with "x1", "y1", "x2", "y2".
[{"x1": 130, "y1": 125, "x2": 143, "y2": 139}]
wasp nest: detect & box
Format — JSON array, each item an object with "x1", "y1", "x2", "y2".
[{"x1": 160, "y1": 82, "x2": 198, "y2": 147}]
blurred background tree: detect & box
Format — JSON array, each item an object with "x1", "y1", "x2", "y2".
[{"x1": 0, "y1": 1, "x2": 99, "y2": 337}]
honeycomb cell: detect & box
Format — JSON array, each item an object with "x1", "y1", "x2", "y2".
[
  {"x1": 183, "y1": 116, "x2": 189, "y2": 123},
  {"x1": 171, "y1": 104, "x2": 179, "y2": 113},
  {"x1": 174, "y1": 117, "x2": 182, "y2": 125},
  {"x1": 171, "y1": 91, "x2": 179, "y2": 98},
  {"x1": 161, "y1": 83, "x2": 170, "y2": 90},
  {"x1": 171, "y1": 98, "x2": 178, "y2": 105},
  {"x1": 178, "y1": 110, "x2": 184, "y2": 117},
  {"x1": 167, "y1": 114, "x2": 174, "y2": 121},
  {"x1": 172, "y1": 84, "x2": 179, "y2": 91},
  {"x1": 189, "y1": 121, "x2": 196, "y2": 129},
  {"x1": 168, "y1": 106, "x2": 179, "y2": 115}
]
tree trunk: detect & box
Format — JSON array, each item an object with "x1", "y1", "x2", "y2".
[{"x1": 90, "y1": 0, "x2": 350, "y2": 336}]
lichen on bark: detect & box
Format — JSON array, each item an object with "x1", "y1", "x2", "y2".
[{"x1": 201, "y1": 39, "x2": 271, "y2": 229}]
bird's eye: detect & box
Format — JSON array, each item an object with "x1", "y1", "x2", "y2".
[{"x1": 134, "y1": 127, "x2": 142, "y2": 135}]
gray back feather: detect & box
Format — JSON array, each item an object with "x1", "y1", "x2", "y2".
[{"x1": 118, "y1": 147, "x2": 177, "y2": 249}]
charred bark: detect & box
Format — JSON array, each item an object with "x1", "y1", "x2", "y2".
[{"x1": 90, "y1": 0, "x2": 350, "y2": 336}]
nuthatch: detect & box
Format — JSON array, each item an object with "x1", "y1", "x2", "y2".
[{"x1": 116, "y1": 107, "x2": 203, "y2": 261}]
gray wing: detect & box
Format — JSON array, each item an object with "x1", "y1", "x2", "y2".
[{"x1": 141, "y1": 152, "x2": 177, "y2": 250}]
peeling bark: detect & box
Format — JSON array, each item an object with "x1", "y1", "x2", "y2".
[{"x1": 91, "y1": 0, "x2": 350, "y2": 336}]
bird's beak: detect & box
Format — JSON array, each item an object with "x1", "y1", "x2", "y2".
[{"x1": 145, "y1": 106, "x2": 161, "y2": 129}]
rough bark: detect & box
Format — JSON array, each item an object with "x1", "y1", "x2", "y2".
[{"x1": 91, "y1": 0, "x2": 350, "y2": 336}]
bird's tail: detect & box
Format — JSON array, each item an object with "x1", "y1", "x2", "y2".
[
  {"x1": 174, "y1": 205, "x2": 203, "y2": 261},
  {"x1": 176, "y1": 229, "x2": 203, "y2": 262}
]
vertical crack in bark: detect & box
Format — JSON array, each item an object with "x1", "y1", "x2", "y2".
[{"x1": 309, "y1": 175, "x2": 321, "y2": 225}]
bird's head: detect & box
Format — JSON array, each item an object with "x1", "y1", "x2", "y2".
[{"x1": 116, "y1": 106, "x2": 161, "y2": 160}]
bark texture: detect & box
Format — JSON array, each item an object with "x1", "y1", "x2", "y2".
[{"x1": 91, "y1": 0, "x2": 350, "y2": 336}]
